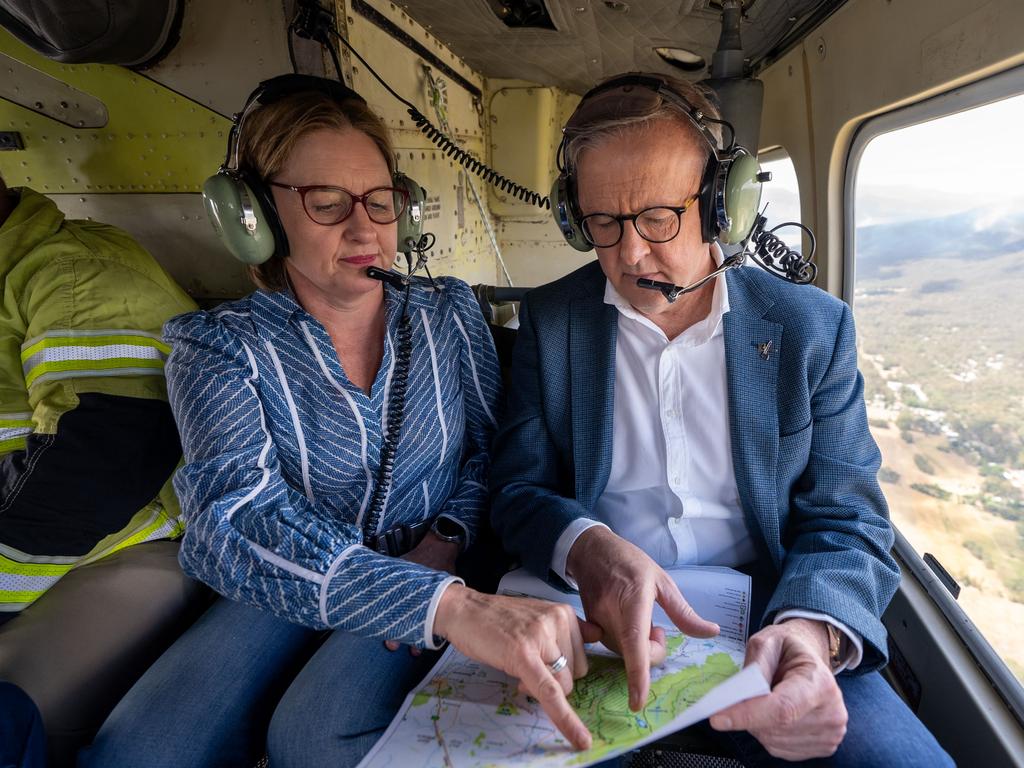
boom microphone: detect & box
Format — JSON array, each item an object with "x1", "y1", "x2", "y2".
[{"x1": 636, "y1": 212, "x2": 817, "y2": 303}]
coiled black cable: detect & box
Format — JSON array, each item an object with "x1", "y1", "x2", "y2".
[
  {"x1": 749, "y1": 218, "x2": 818, "y2": 285},
  {"x1": 361, "y1": 287, "x2": 414, "y2": 542},
  {"x1": 407, "y1": 109, "x2": 550, "y2": 209},
  {"x1": 321, "y1": 25, "x2": 551, "y2": 211}
]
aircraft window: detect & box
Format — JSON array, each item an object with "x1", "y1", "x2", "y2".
[
  {"x1": 757, "y1": 149, "x2": 802, "y2": 247},
  {"x1": 849, "y1": 83, "x2": 1024, "y2": 690}
]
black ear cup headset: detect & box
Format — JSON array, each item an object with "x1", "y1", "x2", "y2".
[
  {"x1": 551, "y1": 73, "x2": 768, "y2": 251},
  {"x1": 202, "y1": 73, "x2": 428, "y2": 266}
]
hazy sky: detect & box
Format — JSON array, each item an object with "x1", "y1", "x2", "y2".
[
  {"x1": 856, "y1": 92, "x2": 1024, "y2": 226},
  {"x1": 757, "y1": 91, "x2": 1024, "y2": 230}
]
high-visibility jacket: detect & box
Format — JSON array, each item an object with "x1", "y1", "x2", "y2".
[{"x1": 0, "y1": 187, "x2": 197, "y2": 612}]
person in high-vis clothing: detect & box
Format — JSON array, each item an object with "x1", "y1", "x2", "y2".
[{"x1": 0, "y1": 174, "x2": 208, "y2": 767}]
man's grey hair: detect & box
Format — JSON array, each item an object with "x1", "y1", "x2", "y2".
[{"x1": 566, "y1": 75, "x2": 723, "y2": 171}]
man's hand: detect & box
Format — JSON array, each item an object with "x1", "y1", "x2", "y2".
[
  {"x1": 384, "y1": 532, "x2": 460, "y2": 653},
  {"x1": 709, "y1": 618, "x2": 848, "y2": 761},
  {"x1": 567, "y1": 527, "x2": 719, "y2": 711}
]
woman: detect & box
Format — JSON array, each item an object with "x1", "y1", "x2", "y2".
[{"x1": 79, "y1": 79, "x2": 596, "y2": 768}]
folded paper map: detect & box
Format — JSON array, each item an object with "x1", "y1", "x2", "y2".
[{"x1": 358, "y1": 566, "x2": 770, "y2": 768}]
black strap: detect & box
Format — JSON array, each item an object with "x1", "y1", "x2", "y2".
[
  {"x1": 361, "y1": 286, "x2": 413, "y2": 544},
  {"x1": 364, "y1": 518, "x2": 432, "y2": 557}
]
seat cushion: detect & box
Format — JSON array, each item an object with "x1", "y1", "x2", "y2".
[{"x1": 0, "y1": 540, "x2": 211, "y2": 767}]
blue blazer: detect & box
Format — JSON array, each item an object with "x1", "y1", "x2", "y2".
[{"x1": 489, "y1": 261, "x2": 899, "y2": 671}]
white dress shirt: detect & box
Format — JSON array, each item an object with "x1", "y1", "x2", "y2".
[{"x1": 550, "y1": 249, "x2": 863, "y2": 672}]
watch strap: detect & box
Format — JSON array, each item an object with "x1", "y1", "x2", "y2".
[{"x1": 826, "y1": 623, "x2": 843, "y2": 671}]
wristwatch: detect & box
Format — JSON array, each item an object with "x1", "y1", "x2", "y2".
[
  {"x1": 826, "y1": 623, "x2": 843, "y2": 671},
  {"x1": 430, "y1": 516, "x2": 467, "y2": 553}
]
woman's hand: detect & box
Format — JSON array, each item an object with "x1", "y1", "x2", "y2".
[
  {"x1": 384, "y1": 532, "x2": 460, "y2": 653},
  {"x1": 433, "y1": 584, "x2": 603, "y2": 751}
]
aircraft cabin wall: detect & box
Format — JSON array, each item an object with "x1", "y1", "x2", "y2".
[
  {"x1": 0, "y1": 0, "x2": 549, "y2": 301},
  {"x1": 757, "y1": 0, "x2": 1024, "y2": 296}
]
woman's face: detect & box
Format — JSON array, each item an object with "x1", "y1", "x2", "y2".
[{"x1": 270, "y1": 127, "x2": 398, "y2": 306}]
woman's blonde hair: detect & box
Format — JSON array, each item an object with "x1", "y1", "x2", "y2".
[{"x1": 238, "y1": 90, "x2": 396, "y2": 292}]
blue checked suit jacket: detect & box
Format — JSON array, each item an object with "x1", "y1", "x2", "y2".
[{"x1": 489, "y1": 260, "x2": 899, "y2": 671}]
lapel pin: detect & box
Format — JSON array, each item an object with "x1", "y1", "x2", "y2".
[{"x1": 756, "y1": 340, "x2": 773, "y2": 360}]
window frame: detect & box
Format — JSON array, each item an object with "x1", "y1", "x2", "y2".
[{"x1": 843, "y1": 63, "x2": 1024, "y2": 727}]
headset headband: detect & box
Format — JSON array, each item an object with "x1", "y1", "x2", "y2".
[
  {"x1": 560, "y1": 74, "x2": 736, "y2": 173},
  {"x1": 553, "y1": 72, "x2": 761, "y2": 248},
  {"x1": 224, "y1": 74, "x2": 367, "y2": 170}
]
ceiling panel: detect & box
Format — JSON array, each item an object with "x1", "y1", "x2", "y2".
[{"x1": 392, "y1": 0, "x2": 840, "y2": 93}]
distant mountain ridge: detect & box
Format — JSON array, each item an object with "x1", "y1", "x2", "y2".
[{"x1": 855, "y1": 207, "x2": 1024, "y2": 279}]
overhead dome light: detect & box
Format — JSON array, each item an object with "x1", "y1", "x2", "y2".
[{"x1": 654, "y1": 46, "x2": 706, "y2": 72}]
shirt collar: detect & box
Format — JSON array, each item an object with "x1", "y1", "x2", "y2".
[{"x1": 603, "y1": 242, "x2": 731, "y2": 346}]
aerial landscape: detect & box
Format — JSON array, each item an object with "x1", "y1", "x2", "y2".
[{"x1": 854, "y1": 206, "x2": 1024, "y2": 682}]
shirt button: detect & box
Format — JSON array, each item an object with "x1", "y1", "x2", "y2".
[{"x1": 673, "y1": 475, "x2": 681, "y2": 484}]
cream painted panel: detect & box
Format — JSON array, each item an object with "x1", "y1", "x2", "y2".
[
  {"x1": 338, "y1": 0, "x2": 499, "y2": 286},
  {"x1": 485, "y1": 77, "x2": 584, "y2": 287}
]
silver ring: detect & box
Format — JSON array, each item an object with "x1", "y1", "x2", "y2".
[{"x1": 547, "y1": 654, "x2": 568, "y2": 675}]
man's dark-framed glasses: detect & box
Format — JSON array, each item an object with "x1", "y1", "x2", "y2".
[
  {"x1": 269, "y1": 182, "x2": 409, "y2": 226},
  {"x1": 580, "y1": 195, "x2": 699, "y2": 248}
]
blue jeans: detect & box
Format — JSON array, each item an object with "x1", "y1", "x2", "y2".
[
  {"x1": 78, "y1": 598, "x2": 438, "y2": 768},
  {"x1": 0, "y1": 682, "x2": 46, "y2": 768}
]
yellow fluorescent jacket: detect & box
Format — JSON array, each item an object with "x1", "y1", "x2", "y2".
[{"x1": 0, "y1": 187, "x2": 197, "y2": 611}]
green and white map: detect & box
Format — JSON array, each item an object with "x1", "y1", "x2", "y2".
[{"x1": 358, "y1": 567, "x2": 770, "y2": 768}]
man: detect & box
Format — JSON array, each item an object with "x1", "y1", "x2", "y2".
[
  {"x1": 490, "y1": 74, "x2": 951, "y2": 765},
  {"x1": 0, "y1": 175, "x2": 205, "y2": 765}
]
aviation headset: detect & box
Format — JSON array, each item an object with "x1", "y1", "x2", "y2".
[
  {"x1": 551, "y1": 73, "x2": 765, "y2": 251},
  {"x1": 202, "y1": 73, "x2": 427, "y2": 265}
]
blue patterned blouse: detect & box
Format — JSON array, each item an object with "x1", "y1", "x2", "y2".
[{"x1": 164, "y1": 276, "x2": 501, "y2": 648}]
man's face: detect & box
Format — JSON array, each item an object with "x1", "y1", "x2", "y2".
[{"x1": 575, "y1": 121, "x2": 714, "y2": 317}]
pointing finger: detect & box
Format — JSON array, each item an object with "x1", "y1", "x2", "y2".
[
  {"x1": 618, "y1": 605, "x2": 654, "y2": 712},
  {"x1": 520, "y1": 656, "x2": 592, "y2": 751}
]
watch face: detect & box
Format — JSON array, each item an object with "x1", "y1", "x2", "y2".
[{"x1": 434, "y1": 516, "x2": 463, "y2": 540}]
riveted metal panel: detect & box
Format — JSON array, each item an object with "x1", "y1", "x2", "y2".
[
  {"x1": 338, "y1": 0, "x2": 500, "y2": 286},
  {"x1": 0, "y1": 54, "x2": 108, "y2": 128},
  {"x1": 0, "y1": 27, "x2": 229, "y2": 194}
]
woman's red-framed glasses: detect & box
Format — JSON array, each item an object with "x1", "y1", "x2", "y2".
[{"x1": 269, "y1": 182, "x2": 409, "y2": 226}]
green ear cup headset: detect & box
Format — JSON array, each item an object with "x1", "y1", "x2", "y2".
[
  {"x1": 552, "y1": 73, "x2": 766, "y2": 251},
  {"x1": 203, "y1": 73, "x2": 426, "y2": 265}
]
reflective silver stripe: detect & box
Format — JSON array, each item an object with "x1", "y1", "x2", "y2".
[
  {"x1": 0, "y1": 412, "x2": 34, "y2": 448},
  {"x1": 20, "y1": 329, "x2": 171, "y2": 387},
  {"x1": 0, "y1": 572, "x2": 61, "y2": 593},
  {"x1": 22, "y1": 343, "x2": 168, "y2": 375},
  {"x1": 0, "y1": 426, "x2": 33, "y2": 443}
]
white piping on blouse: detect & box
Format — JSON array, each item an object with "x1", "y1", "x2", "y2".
[
  {"x1": 224, "y1": 342, "x2": 272, "y2": 523},
  {"x1": 420, "y1": 309, "x2": 448, "y2": 467},
  {"x1": 301, "y1": 322, "x2": 373, "y2": 525},
  {"x1": 318, "y1": 543, "x2": 362, "y2": 626},
  {"x1": 265, "y1": 341, "x2": 315, "y2": 504},
  {"x1": 451, "y1": 312, "x2": 497, "y2": 428}
]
